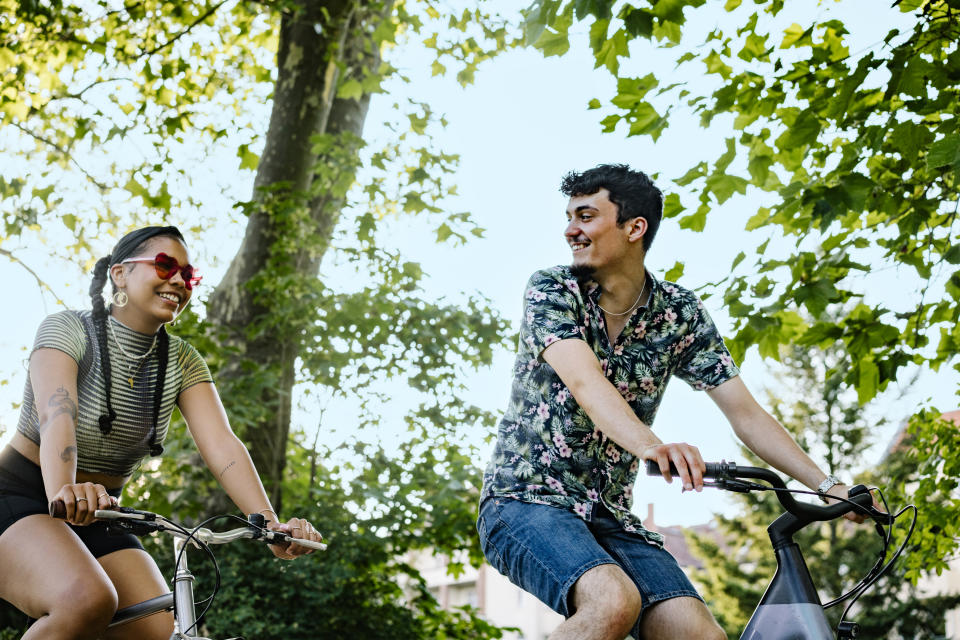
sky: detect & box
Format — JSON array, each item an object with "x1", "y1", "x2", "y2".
[{"x1": 1, "y1": 0, "x2": 957, "y2": 527}]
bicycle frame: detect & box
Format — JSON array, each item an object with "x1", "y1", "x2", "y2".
[
  {"x1": 645, "y1": 460, "x2": 884, "y2": 640},
  {"x1": 48, "y1": 504, "x2": 327, "y2": 640}
]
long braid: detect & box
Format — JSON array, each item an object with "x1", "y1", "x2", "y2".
[
  {"x1": 148, "y1": 326, "x2": 169, "y2": 456},
  {"x1": 89, "y1": 256, "x2": 118, "y2": 434}
]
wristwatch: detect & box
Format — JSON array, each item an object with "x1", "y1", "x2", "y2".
[{"x1": 817, "y1": 474, "x2": 842, "y2": 503}]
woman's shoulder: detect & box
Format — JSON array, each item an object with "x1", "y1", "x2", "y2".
[{"x1": 37, "y1": 309, "x2": 90, "y2": 336}]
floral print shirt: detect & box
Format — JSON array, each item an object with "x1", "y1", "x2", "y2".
[{"x1": 481, "y1": 266, "x2": 741, "y2": 545}]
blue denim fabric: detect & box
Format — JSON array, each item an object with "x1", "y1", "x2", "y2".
[{"x1": 477, "y1": 497, "x2": 702, "y2": 639}]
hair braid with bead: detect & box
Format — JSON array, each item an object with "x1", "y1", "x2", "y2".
[
  {"x1": 148, "y1": 326, "x2": 170, "y2": 456},
  {"x1": 89, "y1": 256, "x2": 118, "y2": 434}
]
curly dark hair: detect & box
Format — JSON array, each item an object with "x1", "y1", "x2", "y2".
[
  {"x1": 89, "y1": 226, "x2": 186, "y2": 456},
  {"x1": 560, "y1": 164, "x2": 663, "y2": 252}
]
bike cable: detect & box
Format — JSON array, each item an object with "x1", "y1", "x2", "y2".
[{"x1": 174, "y1": 514, "x2": 234, "y2": 637}]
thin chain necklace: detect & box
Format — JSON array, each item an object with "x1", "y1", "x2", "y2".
[
  {"x1": 597, "y1": 277, "x2": 648, "y2": 316},
  {"x1": 108, "y1": 318, "x2": 157, "y2": 388}
]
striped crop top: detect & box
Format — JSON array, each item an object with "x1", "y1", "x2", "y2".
[{"x1": 17, "y1": 310, "x2": 213, "y2": 477}]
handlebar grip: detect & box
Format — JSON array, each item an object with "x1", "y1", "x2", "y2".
[
  {"x1": 644, "y1": 459, "x2": 723, "y2": 479},
  {"x1": 49, "y1": 499, "x2": 66, "y2": 519}
]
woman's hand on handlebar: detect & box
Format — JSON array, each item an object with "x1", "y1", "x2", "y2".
[
  {"x1": 642, "y1": 442, "x2": 706, "y2": 492},
  {"x1": 267, "y1": 516, "x2": 323, "y2": 559},
  {"x1": 49, "y1": 482, "x2": 118, "y2": 525}
]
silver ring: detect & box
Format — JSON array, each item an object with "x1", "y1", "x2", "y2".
[
  {"x1": 98, "y1": 492, "x2": 109, "y2": 499},
  {"x1": 76, "y1": 497, "x2": 88, "y2": 502}
]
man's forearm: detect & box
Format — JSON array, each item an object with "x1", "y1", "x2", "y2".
[{"x1": 733, "y1": 412, "x2": 828, "y2": 490}]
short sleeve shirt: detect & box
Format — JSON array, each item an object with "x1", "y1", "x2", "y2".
[
  {"x1": 480, "y1": 266, "x2": 740, "y2": 545},
  {"x1": 17, "y1": 310, "x2": 213, "y2": 477}
]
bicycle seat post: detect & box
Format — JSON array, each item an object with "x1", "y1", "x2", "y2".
[{"x1": 172, "y1": 535, "x2": 199, "y2": 637}]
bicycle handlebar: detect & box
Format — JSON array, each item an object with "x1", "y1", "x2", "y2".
[
  {"x1": 644, "y1": 460, "x2": 889, "y2": 525},
  {"x1": 48, "y1": 500, "x2": 327, "y2": 551}
]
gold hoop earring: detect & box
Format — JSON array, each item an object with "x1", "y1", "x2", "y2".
[{"x1": 111, "y1": 291, "x2": 129, "y2": 307}]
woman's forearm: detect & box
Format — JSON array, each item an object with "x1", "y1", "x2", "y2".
[{"x1": 204, "y1": 433, "x2": 276, "y2": 519}]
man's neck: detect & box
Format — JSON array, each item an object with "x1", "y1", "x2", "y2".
[{"x1": 594, "y1": 262, "x2": 648, "y2": 313}]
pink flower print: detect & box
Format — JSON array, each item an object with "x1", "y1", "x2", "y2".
[
  {"x1": 623, "y1": 485, "x2": 633, "y2": 499},
  {"x1": 545, "y1": 477, "x2": 566, "y2": 494},
  {"x1": 664, "y1": 284, "x2": 678, "y2": 297},
  {"x1": 587, "y1": 488, "x2": 599, "y2": 501},
  {"x1": 599, "y1": 358, "x2": 608, "y2": 370},
  {"x1": 527, "y1": 358, "x2": 538, "y2": 370},
  {"x1": 574, "y1": 502, "x2": 589, "y2": 518},
  {"x1": 552, "y1": 433, "x2": 566, "y2": 447},
  {"x1": 564, "y1": 279, "x2": 579, "y2": 292},
  {"x1": 540, "y1": 451, "x2": 552, "y2": 466},
  {"x1": 605, "y1": 444, "x2": 621, "y2": 463},
  {"x1": 557, "y1": 444, "x2": 573, "y2": 458},
  {"x1": 664, "y1": 308, "x2": 677, "y2": 324},
  {"x1": 629, "y1": 459, "x2": 639, "y2": 473},
  {"x1": 616, "y1": 380, "x2": 629, "y2": 394},
  {"x1": 526, "y1": 289, "x2": 547, "y2": 301},
  {"x1": 720, "y1": 353, "x2": 733, "y2": 368},
  {"x1": 537, "y1": 402, "x2": 550, "y2": 420},
  {"x1": 639, "y1": 377, "x2": 656, "y2": 395},
  {"x1": 555, "y1": 388, "x2": 570, "y2": 403},
  {"x1": 613, "y1": 344, "x2": 624, "y2": 356},
  {"x1": 624, "y1": 392, "x2": 636, "y2": 402},
  {"x1": 579, "y1": 325, "x2": 587, "y2": 338},
  {"x1": 633, "y1": 320, "x2": 647, "y2": 339},
  {"x1": 524, "y1": 335, "x2": 535, "y2": 348},
  {"x1": 591, "y1": 429, "x2": 601, "y2": 441},
  {"x1": 544, "y1": 334, "x2": 559, "y2": 346}
]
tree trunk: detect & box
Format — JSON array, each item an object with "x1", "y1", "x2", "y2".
[{"x1": 206, "y1": 0, "x2": 385, "y2": 513}]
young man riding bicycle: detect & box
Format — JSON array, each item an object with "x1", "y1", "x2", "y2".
[{"x1": 478, "y1": 164, "x2": 858, "y2": 640}]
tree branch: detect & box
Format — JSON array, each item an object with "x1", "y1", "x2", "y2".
[
  {"x1": 0, "y1": 248, "x2": 65, "y2": 304},
  {"x1": 11, "y1": 122, "x2": 110, "y2": 192},
  {"x1": 141, "y1": 0, "x2": 233, "y2": 57}
]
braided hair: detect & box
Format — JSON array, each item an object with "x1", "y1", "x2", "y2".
[{"x1": 90, "y1": 226, "x2": 186, "y2": 457}]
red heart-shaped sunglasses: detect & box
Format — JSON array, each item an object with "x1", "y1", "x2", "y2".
[{"x1": 122, "y1": 252, "x2": 202, "y2": 290}]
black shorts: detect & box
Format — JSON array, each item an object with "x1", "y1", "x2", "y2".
[{"x1": 0, "y1": 445, "x2": 143, "y2": 558}]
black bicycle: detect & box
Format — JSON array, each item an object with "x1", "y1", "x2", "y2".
[{"x1": 645, "y1": 460, "x2": 915, "y2": 640}]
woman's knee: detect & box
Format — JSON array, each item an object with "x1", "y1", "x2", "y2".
[{"x1": 51, "y1": 574, "x2": 118, "y2": 630}]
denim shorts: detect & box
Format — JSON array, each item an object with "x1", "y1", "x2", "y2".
[{"x1": 477, "y1": 496, "x2": 702, "y2": 639}]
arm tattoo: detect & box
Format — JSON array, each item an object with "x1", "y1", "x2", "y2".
[
  {"x1": 38, "y1": 387, "x2": 79, "y2": 435},
  {"x1": 219, "y1": 460, "x2": 237, "y2": 479},
  {"x1": 59, "y1": 446, "x2": 77, "y2": 462}
]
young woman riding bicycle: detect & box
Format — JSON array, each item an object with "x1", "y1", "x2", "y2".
[{"x1": 0, "y1": 226, "x2": 322, "y2": 640}]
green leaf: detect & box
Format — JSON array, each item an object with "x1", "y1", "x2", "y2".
[
  {"x1": 777, "y1": 110, "x2": 821, "y2": 149},
  {"x1": 678, "y1": 204, "x2": 709, "y2": 231},
  {"x1": 664, "y1": 260, "x2": 685, "y2": 281},
  {"x1": 663, "y1": 192, "x2": 684, "y2": 218},
  {"x1": 926, "y1": 134, "x2": 960, "y2": 170},
  {"x1": 781, "y1": 23, "x2": 812, "y2": 49},
  {"x1": 537, "y1": 28, "x2": 570, "y2": 56},
  {"x1": 857, "y1": 358, "x2": 879, "y2": 404},
  {"x1": 237, "y1": 144, "x2": 259, "y2": 171}
]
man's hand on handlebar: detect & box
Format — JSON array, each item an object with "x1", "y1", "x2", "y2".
[
  {"x1": 825, "y1": 484, "x2": 884, "y2": 524},
  {"x1": 641, "y1": 442, "x2": 706, "y2": 492}
]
